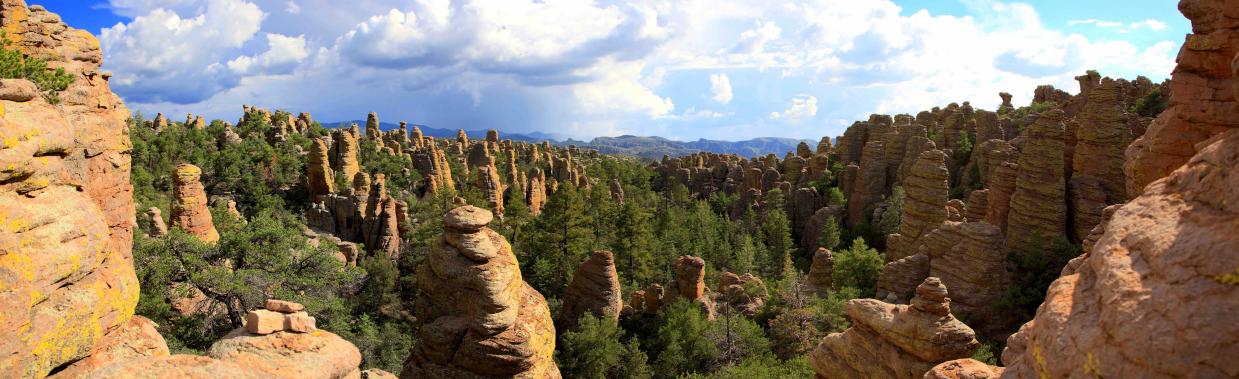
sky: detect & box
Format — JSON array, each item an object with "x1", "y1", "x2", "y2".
[{"x1": 38, "y1": 0, "x2": 1188, "y2": 141}]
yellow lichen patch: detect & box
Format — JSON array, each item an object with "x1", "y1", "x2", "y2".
[
  {"x1": 1, "y1": 102, "x2": 6, "y2": 118},
  {"x1": 1213, "y1": 268, "x2": 1239, "y2": 285},
  {"x1": 1032, "y1": 344, "x2": 1051, "y2": 379}
]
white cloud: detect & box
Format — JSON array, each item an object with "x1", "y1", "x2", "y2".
[
  {"x1": 98, "y1": 0, "x2": 1183, "y2": 141},
  {"x1": 100, "y1": 0, "x2": 265, "y2": 103},
  {"x1": 226, "y1": 33, "x2": 309, "y2": 75},
  {"x1": 709, "y1": 73, "x2": 733, "y2": 104},
  {"x1": 770, "y1": 95, "x2": 817, "y2": 121}
]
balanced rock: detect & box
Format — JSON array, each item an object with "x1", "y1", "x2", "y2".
[
  {"x1": 811, "y1": 277, "x2": 979, "y2": 379},
  {"x1": 403, "y1": 206, "x2": 560, "y2": 378},
  {"x1": 148, "y1": 207, "x2": 168, "y2": 237},
  {"x1": 171, "y1": 164, "x2": 220, "y2": 242},
  {"x1": 558, "y1": 250, "x2": 623, "y2": 332}
]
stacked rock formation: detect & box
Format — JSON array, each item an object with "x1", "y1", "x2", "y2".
[
  {"x1": 664, "y1": 255, "x2": 716, "y2": 319},
  {"x1": 717, "y1": 272, "x2": 767, "y2": 317},
  {"x1": 360, "y1": 174, "x2": 401, "y2": 258},
  {"x1": 1004, "y1": 109, "x2": 1067, "y2": 252},
  {"x1": 847, "y1": 141, "x2": 888, "y2": 226},
  {"x1": 557, "y1": 250, "x2": 623, "y2": 332},
  {"x1": 307, "y1": 137, "x2": 335, "y2": 200},
  {"x1": 810, "y1": 278, "x2": 979, "y2": 379},
  {"x1": 609, "y1": 179, "x2": 625, "y2": 203},
  {"x1": 242, "y1": 300, "x2": 318, "y2": 335},
  {"x1": 527, "y1": 168, "x2": 548, "y2": 215},
  {"x1": 148, "y1": 207, "x2": 169, "y2": 237},
  {"x1": 330, "y1": 128, "x2": 361, "y2": 188},
  {"x1": 806, "y1": 248, "x2": 835, "y2": 294},
  {"x1": 412, "y1": 140, "x2": 455, "y2": 197},
  {"x1": 886, "y1": 150, "x2": 950, "y2": 261},
  {"x1": 468, "y1": 144, "x2": 505, "y2": 216},
  {"x1": 404, "y1": 206, "x2": 560, "y2": 378},
  {"x1": 1124, "y1": 0, "x2": 1239, "y2": 195},
  {"x1": 171, "y1": 164, "x2": 220, "y2": 242}
]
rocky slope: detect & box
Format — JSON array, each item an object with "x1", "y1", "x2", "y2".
[{"x1": 0, "y1": 1, "x2": 139, "y2": 376}]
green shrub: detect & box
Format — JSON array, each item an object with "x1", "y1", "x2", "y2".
[
  {"x1": 831, "y1": 238, "x2": 885, "y2": 296},
  {"x1": 1132, "y1": 86, "x2": 1169, "y2": 117},
  {"x1": 0, "y1": 32, "x2": 74, "y2": 104}
]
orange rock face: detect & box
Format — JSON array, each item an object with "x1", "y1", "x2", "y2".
[
  {"x1": 207, "y1": 328, "x2": 361, "y2": 379},
  {"x1": 0, "y1": 1, "x2": 139, "y2": 376},
  {"x1": 1125, "y1": 0, "x2": 1239, "y2": 195},
  {"x1": 1000, "y1": 128, "x2": 1239, "y2": 378},
  {"x1": 404, "y1": 206, "x2": 560, "y2": 378},
  {"x1": 170, "y1": 164, "x2": 220, "y2": 242}
]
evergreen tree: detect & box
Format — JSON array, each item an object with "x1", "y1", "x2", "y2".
[
  {"x1": 611, "y1": 201, "x2": 655, "y2": 284},
  {"x1": 651, "y1": 300, "x2": 718, "y2": 378},
  {"x1": 832, "y1": 237, "x2": 885, "y2": 296},
  {"x1": 818, "y1": 216, "x2": 842, "y2": 251},
  {"x1": 759, "y1": 209, "x2": 794, "y2": 279},
  {"x1": 558, "y1": 314, "x2": 653, "y2": 379},
  {"x1": 520, "y1": 184, "x2": 594, "y2": 296}
]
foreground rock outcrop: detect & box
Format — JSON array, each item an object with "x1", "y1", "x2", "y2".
[
  {"x1": 404, "y1": 206, "x2": 560, "y2": 378},
  {"x1": 0, "y1": 1, "x2": 139, "y2": 375},
  {"x1": 811, "y1": 278, "x2": 979, "y2": 379},
  {"x1": 999, "y1": 128, "x2": 1239, "y2": 378}
]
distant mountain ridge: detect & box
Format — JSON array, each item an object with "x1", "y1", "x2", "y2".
[{"x1": 324, "y1": 121, "x2": 813, "y2": 159}]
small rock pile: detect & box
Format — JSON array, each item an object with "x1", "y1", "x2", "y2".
[{"x1": 244, "y1": 300, "x2": 317, "y2": 335}]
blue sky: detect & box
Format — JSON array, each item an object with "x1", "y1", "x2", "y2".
[{"x1": 37, "y1": 0, "x2": 1188, "y2": 141}]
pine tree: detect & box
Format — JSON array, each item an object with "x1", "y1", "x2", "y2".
[
  {"x1": 520, "y1": 184, "x2": 594, "y2": 296},
  {"x1": 759, "y1": 209, "x2": 794, "y2": 279},
  {"x1": 611, "y1": 201, "x2": 655, "y2": 284},
  {"x1": 819, "y1": 216, "x2": 841, "y2": 251}
]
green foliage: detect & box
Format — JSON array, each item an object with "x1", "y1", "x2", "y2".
[
  {"x1": 651, "y1": 300, "x2": 719, "y2": 378},
  {"x1": 558, "y1": 314, "x2": 652, "y2": 379},
  {"x1": 759, "y1": 209, "x2": 794, "y2": 280},
  {"x1": 998, "y1": 236, "x2": 1080, "y2": 324},
  {"x1": 877, "y1": 186, "x2": 905, "y2": 237},
  {"x1": 684, "y1": 356, "x2": 813, "y2": 379},
  {"x1": 706, "y1": 311, "x2": 771, "y2": 367},
  {"x1": 1132, "y1": 86, "x2": 1169, "y2": 118},
  {"x1": 611, "y1": 201, "x2": 656, "y2": 284},
  {"x1": 832, "y1": 238, "x2": 885, "y2": 296},
  {"x1": 825, "y1": 187, "x2": 846, "y2": 207},
  {"x1": 818, "y1": 216, "x2": 842, "y2": 251},
  {"x1": 972, "y1": 341, "x2": 998, "y2": 365},
  {"x1": 0, "y1": 32, "x2": 74, "y2": 103},
  {"x1": 520, "y1": 184, "x2": 595, "y2": 296}
]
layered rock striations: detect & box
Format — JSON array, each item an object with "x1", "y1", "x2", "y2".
[
  {"x1": 886, "y1": 150, "x2": 950, "y2": 261},
  {"x1": 558, "y1": 250, "x2": 623, "y2": 332},
  {"x1": 1125, "y1": 0, "x2": 1239, "y2": 195},
  {"x1": 404, "y1": 206, "x2": 560, "y2": 378},
  {"x1": 1004, "y1": 109, "x2": 1068, "y2": 252}
]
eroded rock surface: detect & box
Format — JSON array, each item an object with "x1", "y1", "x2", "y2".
[{"x1": 558, "y1": 250, "x2": 623, "y2": 332}]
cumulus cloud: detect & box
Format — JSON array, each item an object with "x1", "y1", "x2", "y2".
[
  {"x1": 770, "y1": 95, "x2": 817, "y2": 121},
  {"x1": 709, "y1": 73, "x2": 733, "y2": 104},
  {"x1": 101, "y1": 0, "x2": 265, "y2": 103},
  {"x1": 98, "y1": 0, "x2": 1182, "y2": 140}
]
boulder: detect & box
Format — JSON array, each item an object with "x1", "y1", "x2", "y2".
[
  {"x1": 810, "y1": 277, "x2": 979, "y2": 379},
  {"x1": 558, "y1": 250, "x2": 623, "y2": 331},
  {"x1": 208, "y1": 328, "x2": 362, "y2": 379}
]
